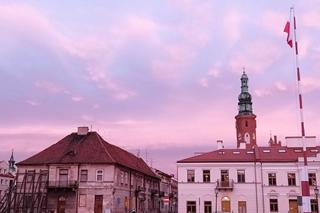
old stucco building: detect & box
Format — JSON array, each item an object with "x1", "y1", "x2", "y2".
[{"x1": 16, "y1": 127, "x2": 160, "y2": 213}]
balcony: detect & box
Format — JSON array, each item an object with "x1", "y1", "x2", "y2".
[
  {"x1": 47, "y1": 180, "x2": 78, "y2": 190},
  {"x1": 216, "y1": 179, "x2": 234, "y2": 191}
]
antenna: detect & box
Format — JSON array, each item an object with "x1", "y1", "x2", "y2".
[{"x1": 145, "y1": 149, "x2": 148, "y2": 164}]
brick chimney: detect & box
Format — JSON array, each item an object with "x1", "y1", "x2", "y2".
[{"x1": 77, "y1": 127, "x2": 89, "y2": 135}]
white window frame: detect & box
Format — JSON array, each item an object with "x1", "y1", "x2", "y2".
[{"x1": 96, "y1": 170, "x2": 103, "y2": 182}]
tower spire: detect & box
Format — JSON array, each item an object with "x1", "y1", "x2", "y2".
[
  {"x1": 238, "y1": 71, "x2": 253, "y2": 115},
  {"x1": 8, "y1": 149, "x2": 16, "y2": 173},
  {"x1": 235, "y1": 71, "x2": 257, "y2": 149}
]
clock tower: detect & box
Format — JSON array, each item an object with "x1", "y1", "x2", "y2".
[{"x1": 235, "y1": 71, "x2": 257, "y2": 149}]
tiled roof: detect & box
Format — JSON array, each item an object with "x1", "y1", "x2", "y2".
[
  {"x1": 17, "y1": 132, "x2": 157, "y2": 178},
  {"x1": 177, "y1": 146, "x2": 320, "y2": 163}
]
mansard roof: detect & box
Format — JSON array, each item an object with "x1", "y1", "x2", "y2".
[
  {"x1": 177, "y1": 146, "x2": 320, "y2": 163},
  {"x1": 17, "y1": 132, "x2": 158, "y2": 178}
]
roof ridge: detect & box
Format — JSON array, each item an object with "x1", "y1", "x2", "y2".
[{"x1": 95, "y1": 133, "x2": 116, "y2": 163}]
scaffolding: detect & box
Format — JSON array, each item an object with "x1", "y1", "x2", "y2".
[{"x1": 0, "y1": 171, "x2": 48, "y2": 213}]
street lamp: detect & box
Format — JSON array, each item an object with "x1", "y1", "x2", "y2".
[
  {"x1": 215, "y1": 186, "x2": 218, "y2": 213},
  {"x1": 314, "y1": 185, "x2": 319, "y2": 213}
]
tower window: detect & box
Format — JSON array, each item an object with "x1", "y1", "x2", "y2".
[{"x1": 245, "y1": 121, "x2": 248, "y2": 127}]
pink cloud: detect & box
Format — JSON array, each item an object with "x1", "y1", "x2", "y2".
[
  {"x1": 26, "y1": 100, "x2": 40, "y2": 106},
  {"x1": 301, "y1": 76, "x2": 320, "y2": 93},
  {"x1": 254, "y1": 88, "x2": 272, "y2": 97},
  {"x1": 229, "y1": 39, "x2": 284, "y2": 74},
  {"x1": 301, "y1": 10, "x2": 320, "y2": 29},
  {"x1": 223, "y1": 8, "x2": 242, "y2": 46},
  {"x1": 152, "y1": 44, "x2": 196, "y2": 80},
  {"x1": 71, "y1": 96, "x2": 83, "y2": 102},
  {"x1": 34, "y1": 80, "x2": 66, "y2": 94},
  {"x1": 275, "y1": 81, "x2": 287, "y2": 91},
  {"x1": 261, "y1": 10, "x2": 287, "y2": 37}
]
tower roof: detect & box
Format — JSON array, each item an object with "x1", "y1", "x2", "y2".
[{"x1": 238, "y1": 71, "x2": 254, "y2": 115}]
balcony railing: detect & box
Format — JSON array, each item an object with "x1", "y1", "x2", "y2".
[
  {"x1": 47, "y1": 180, "x2": 78, "y2": 189},
  {"x1": 216, "y1": 179, "x2": 234, "y2": 190}
]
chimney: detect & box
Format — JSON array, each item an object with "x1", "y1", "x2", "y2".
[
  {"x1": 77, "y1": 127, "x2": 89, "y2": 135},
  {"x1": 274, "y1": 135, "x2": 277, "y2": 144},
  {"x1": 217, "y1": 140, "x2": 224, "y2": 150},
  {"x1": 239, "y1": 142, "x2": 246, "y2": 149}
]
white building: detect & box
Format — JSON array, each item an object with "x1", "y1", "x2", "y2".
[{"x1": 177, "y1": 73, "x2": 320, "y2": 213}]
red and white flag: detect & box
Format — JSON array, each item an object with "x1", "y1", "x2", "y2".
[{"x1": 284, "y1": 21, "x2": 293, "y2": 48}]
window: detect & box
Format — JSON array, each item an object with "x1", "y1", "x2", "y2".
[
  {"x1": 26, "y1": 170, "x2": 35, "y2": 182},
  {"x1": 269, "y1": 199, "x2": 278, "y2": 212},
  {"x1": 40, "y1": 170, "x2": 48, "y2": 182},
  {"x1": 96, "y1": 170, "x2": 103, "y2": 182},
  {"x1": 59, "y1": 169, "x2": 68, "y2": 186},
  {"x1": 187, "y1": 170, "x2": 195, "y2": 182},
  {"x1": 221, "y1": 170, "x2": 229, "y2": 182},
  {"x1": 79, "y1": 194, "x2": 86, "y2": 207},
  {"x1": 120, "y1": 171, "x2": 124, "y2": 185},
  {"x1": 124, "y1": 172, "x2": 128, "y2": 186},
  {"x1": 237, "y1": 170, "x2": 245, "y2": 183},
  {"x1": 187, "y1": 201, "x2": 196, "y2": 213},
  {"x1": 311, "y1": 199, "x2": 319, "y2": 212},
  {"x1": 309, "y1": 173, "x2": 317, "y2": 186},
  {"x1": 204, "y1": 201, "x2": 212, "y2": 213},
  {"x1": 80, "y1": 170, "x2": 88, "y2": 182},
  {"x1": 268, "y1": 173, "x2": 277, "y2": 186},
  {"x1": 288, "y1": 173, "x2": 296, "y2": 186},
  {"x1": 203, "y1": 170, "x2": 210, "y2": 183}
]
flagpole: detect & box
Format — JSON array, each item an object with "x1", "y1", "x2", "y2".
[{"x1": 290, "y1": 7, "x2": 311, "y2": 213}]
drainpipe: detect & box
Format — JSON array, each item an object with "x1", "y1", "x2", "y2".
[
  {"x1": 254, "y1": 161, "x2": 259, "y2": 213},
  {"x1": 129, "y1": 171, "x2": 132, "y2": 213},
  {"x1": 253, "y1": 147, "x2": 259, "y2": 213},
  {"x1": 260, "y1": 162, "x2": 265, "y2": 213},
  {"x1": 76, "y1": 164, "x2": 80, "y2": 213}
]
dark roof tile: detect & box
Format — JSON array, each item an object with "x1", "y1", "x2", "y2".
[{"x1": 17, "y1": 132, "x2": 157, "y2": 178}]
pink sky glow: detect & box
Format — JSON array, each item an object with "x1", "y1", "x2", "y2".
[{"x1": 0, "y1": 1, "x2": 320, "y2": 174}]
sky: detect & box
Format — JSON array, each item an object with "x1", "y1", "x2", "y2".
[{"x1": 0, "y1": 0, "x2": 320, "y2": 174}]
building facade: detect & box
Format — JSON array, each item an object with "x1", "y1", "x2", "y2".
[
  {"x1": 153, "y1": 169, "x2": 178, "y2": 213},
  {"x1": 177, "y1": 72, "x2": 320, "y2": 213},
  {"x1": 0, "y1": 161, "x2": 15, "y2": 201},
  {"x1": 14, "y1": 127, "x2": 160, "y2": 213}
]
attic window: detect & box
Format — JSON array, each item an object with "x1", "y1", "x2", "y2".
[
  {"x1": 233, "y1": 151, "x2": 240, "y2": 154},
  {"x1": 263, "y1": 150, "x2": 270, "y2": 153},
  {"x1": 278, "y1": 149, "x2": 286, "y2": 153},
  {"x1": 310, "y1": 149, "x2": 318, "y2": 153},
  {"x1": 218, "y1": 151, "x2": 225, "y2": 155},
  {"x1": 294, "y1": 149, "x2": 302, "y2": 153},
  {"x1": 66, "y1": 150, "x2": 76, "y2": 156},
  {"x1": 246, "y1": 151, "x2": 254, "y2": 154}
]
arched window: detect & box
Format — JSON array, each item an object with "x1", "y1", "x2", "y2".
[
  {"x1": 244, "y1": 133, "x2": 250, "y2": 144},
  {"x1": 221, "y1": 196, "x2": 231, "y2": 212},
  {"x1": 245, "y1": 120, "x2": 248, "y2": 127}
]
